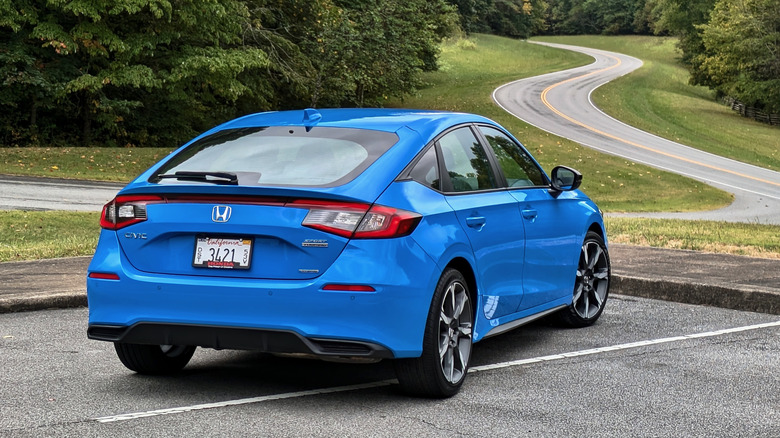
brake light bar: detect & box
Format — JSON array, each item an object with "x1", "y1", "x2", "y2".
[{"x1": 99, "y1": 195, "x2": 421, "y2": 239}]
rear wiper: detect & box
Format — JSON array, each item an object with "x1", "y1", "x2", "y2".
[{"x1": 156, "y1": 171, "x2": 238, "y2": 185}]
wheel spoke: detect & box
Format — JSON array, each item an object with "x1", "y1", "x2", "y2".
[
  {"x1": 592, "y1": 290, "x2": 604, "y2": 309},
  {"x1": 572, "y1": 282, "x2": 584, "y2": 304},
  {"x1": 588, "y1": 245, "x2": 602, "y2": 270},
  {"x1": 440, "y1": 310, "x2": 452, "y2": 326},
  {"x1": 444, "y1": 348, "x2": 455, "y2": 382},
  {"x1": 453, "y1": 290, "x2": 466, "y2": 319}
]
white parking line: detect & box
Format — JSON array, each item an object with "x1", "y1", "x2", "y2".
[{"x1": 94, "y1": 320, "x2": 780, "y2": 423}]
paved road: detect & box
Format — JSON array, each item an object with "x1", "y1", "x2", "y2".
[
  {"x1": 0, "y1": 175, "x2": 122, "y2": 212},
  {"x1": 494, "y1": 41, "x2": 780, "y2": 225},
  {"x1": 1, "y1": 297, "x2": 778, "y2": 436}
]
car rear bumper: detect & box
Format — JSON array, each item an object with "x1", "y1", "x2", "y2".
[
  {"x1": 88, "y1": 323, "x2": 394, "y2": 358},
  {"x1": 86, "y1": 231, "x2": 439, "y2": 358}
]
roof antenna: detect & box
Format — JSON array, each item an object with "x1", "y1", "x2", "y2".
[{"x1": 303, "y1": 108, "x2": 322, "y2": 132}]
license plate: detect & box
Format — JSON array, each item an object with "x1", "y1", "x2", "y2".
[{"x1": 193, "y1": 236, "x2": 253, "y2": 269}]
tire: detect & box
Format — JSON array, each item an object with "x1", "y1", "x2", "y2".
[
  {"x1": 394, "y1": 268, "x2": 474, "y2": 398},
  {"x1": 114, "y1": 343, "x2": 196, "y2": 375},
  {"x1": 558, "y1": 231, "x2": 611, "y2": 327}
]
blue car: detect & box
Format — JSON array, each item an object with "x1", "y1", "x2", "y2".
[{"x1": 87, "y1": 108, "x2": 610, "y2": 397}]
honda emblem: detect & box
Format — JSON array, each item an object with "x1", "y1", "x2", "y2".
[{"x1": 211, "y1": 205, "x2": 232, "y2": 223}]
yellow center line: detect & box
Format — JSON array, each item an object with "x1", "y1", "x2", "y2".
[{"x1": 540, "y1": 54, "x2": 780, "y2": 188}]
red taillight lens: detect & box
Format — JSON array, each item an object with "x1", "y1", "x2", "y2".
[
  {"x1": 322, "y1": 284, "x2": 376, "y2": 292},
  {"x1": 295, "y1": 201, "x2": 421, "y2": 239},
  {"x1": 352, "y1": 205, "x2": 422, "y2": 239},
  {"x1": 100, "y1": 195, "x2": 163, "y2": 230},
  {"x1": 88, "y1": 272, "x2": 120, "y2": 280}
]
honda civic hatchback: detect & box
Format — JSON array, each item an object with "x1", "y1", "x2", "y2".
[{"x1": 87, "y1": 108, "x2": 610, "y2": 398}]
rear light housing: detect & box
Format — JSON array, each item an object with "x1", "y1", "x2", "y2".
[
  {"x1": 100, "y1": 195, "x2": 163, "y2": 230},
  {"x1": 295, "y1": 200, "x2": 421, "y2": 239},
  {"x1": 99, "y1": 194, "x2": 421, "y2": 239}
]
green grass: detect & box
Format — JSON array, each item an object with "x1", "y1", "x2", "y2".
[
  {"x1": 2, "y1": 34, "x2": 778, "y2": 260},
  {"x1": 0, "y1": 147, "x2": 172, "y2": 181},
  {"x1": 397, "y1": 34, "x2": 733, "y2": 213},
  {"x1": 0, "y1": 211, "x2": 99, "y2": 262},
  {"x1": 606, "y1": 217, "x2": 780, "y2": 259},
  {"x1": 535, "y1": 35, "x2": 780, "y2": 171}
]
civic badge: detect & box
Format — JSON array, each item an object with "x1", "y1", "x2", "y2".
[{"x1": 211, "y1": 205, "x2": 232, "y2": 223}]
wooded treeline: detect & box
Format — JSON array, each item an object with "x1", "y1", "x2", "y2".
[{"x1": 1, "y1": 0, "x2": 777, "y2": 148}]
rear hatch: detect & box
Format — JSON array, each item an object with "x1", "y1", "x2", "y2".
[{"x1": 103, "y1": 123, "x2": 406, "y2": 280}]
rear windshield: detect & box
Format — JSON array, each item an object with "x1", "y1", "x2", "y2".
[{"x1": 150, "y1": 126, "x2": 399, "y2": 187}]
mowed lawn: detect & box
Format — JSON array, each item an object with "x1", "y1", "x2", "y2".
[{"x1": 1, "y1": 34, "x2": 779, "y2": 260}]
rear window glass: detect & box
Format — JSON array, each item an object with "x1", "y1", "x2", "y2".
[{"x1": 150, "y1": 126, "x2": 399, "y2": 187}]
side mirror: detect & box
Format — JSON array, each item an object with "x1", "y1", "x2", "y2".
[{"x1": 549, "y1": 166, "x2": 582, "y2": 197}]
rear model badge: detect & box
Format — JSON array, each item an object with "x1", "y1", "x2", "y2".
[
  {"x1": 212, "y1": 205, "x2": 232, "y2": 223},
  {"x1": 302, "y1": 239, "x2": 328, "y2": 248}
]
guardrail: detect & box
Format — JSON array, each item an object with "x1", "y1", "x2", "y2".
[{"x1": 724, "y1": 97, "x2": 780, "y2": 126}]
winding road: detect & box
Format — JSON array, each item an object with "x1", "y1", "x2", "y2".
[
  {"x1": 2, "y1": 42, "x2": 780, "y2": 225},
  {"x1": 494, "y1": 41, "x2": 780, "y2": 225}
]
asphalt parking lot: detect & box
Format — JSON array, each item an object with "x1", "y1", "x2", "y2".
[{"x1": 1, "y1": 294, "x2": 778, "y2": 437}]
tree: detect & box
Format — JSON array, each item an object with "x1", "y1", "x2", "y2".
[
  {"x1": 699, "y1": 0, "x2": 780, "y2": 113},
  {"x1": 0, "y1": 0, "x2": 272, "y2": 147},
  {"x1": 649, "y1": 0, "x2": 716, "y2": 85}
]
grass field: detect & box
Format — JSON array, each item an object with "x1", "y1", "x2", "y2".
[
  {"x1": 0, "y1": 211, "x2": 99, "y2": 262},
  {"x1": 1, "y1": 34, "x2": 778, "y2": 261},
  {"x1": 535, "y1": 35, "x2": 780, "y2": 171},
  {"x1": 0, "y1": 147, "x2": 172, "y2": 182}
]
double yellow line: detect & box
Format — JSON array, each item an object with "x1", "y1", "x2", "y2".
[{"x1": 540, "y1": 54, "x2": 780, "y2": 188}]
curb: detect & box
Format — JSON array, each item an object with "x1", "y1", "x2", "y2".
[
  {"x1": 2, "y1": 275, "x2": 779, "y2": 316},
  {"x1": 611, "y1": 275, "x2": 780, "y2": 315},
  {"x1": 0, "y1": 292, "x2": 87, "y2": 313}
]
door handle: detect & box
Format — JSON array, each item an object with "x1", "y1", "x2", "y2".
[
  {"x1": 466, "y1": 216, "x2": 486, "y2": 229},
  {"x1": 522, "y1": 209, "x2": 538, "y2": 221}
]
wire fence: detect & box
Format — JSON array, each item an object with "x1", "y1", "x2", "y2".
[{"x1": 723, "y1": 97, "x2": 780, "y2": 126}]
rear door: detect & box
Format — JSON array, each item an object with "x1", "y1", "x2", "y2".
[{"x1": 439, "y1": 126, "x2": 527, "y2": 320}]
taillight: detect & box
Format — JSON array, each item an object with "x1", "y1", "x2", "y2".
[
  {"x1": 100, "y1": 195, "x2": 163, "y2": 230},
  {"x1": 294, "y1": 200, "x2": 421, "y2": 239}
]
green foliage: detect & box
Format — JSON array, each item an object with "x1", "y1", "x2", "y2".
[
  {"x1": 649, "y1": 0, "x2": 716, "y2": 85},
  {"x1": 699, "y1": 0, "x2": 780, "y2": 113},
  {"x1": 1, "y1": 0, "x2": 271, "y2": 147},
  {"x1": 1, "y1": 0, "x2": 457, "y2": 148},
  {"x1": 448, "y1": 0, "x2": 548, "y2": 38},
  {"x1": 542, "y1": 0, "x2": 651, "y2": 35}
]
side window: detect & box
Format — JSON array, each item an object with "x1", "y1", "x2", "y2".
[
  {"x1": 408, "y1": 147, "x2": 439, "y2": 190},
  {"x1": 438, "y1": 127, "x2": 497, "y2": 192},
  {"x1": 479, "y1": 126, "x2": 545, "y2": 188}
]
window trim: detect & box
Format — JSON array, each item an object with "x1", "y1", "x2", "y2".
[
  {"x1": 434, "y1": 124, "x2": 504, "y2": 195},
  {"x1": 474, "y1": 123, "x2": 551, "y2": 190}
]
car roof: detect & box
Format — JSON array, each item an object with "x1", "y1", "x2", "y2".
[{"x1": 218, "y1": 108, "x2": 498, "y2": 143}]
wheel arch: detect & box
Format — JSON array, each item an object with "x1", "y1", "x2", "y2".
[
  {"x1": 443, "y1": 257, "x2": 478, "y2": 319},
  {"x1": 587, "y1": 219, "x2": 607, "y2": 245}
]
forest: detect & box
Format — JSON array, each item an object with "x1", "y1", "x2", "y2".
[{"x1": 1, "y1": 0, "x2": 777, "y2": 148}]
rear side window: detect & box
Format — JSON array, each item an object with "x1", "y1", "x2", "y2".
[
  {"x1": 438, "y1": 127, "x2": 497, "y2": 192},
  {"x1": 151, "y1": 126, "x2": 398, "y2": 187},
  {"x1": 408, "y1": 147, "x2": 440, "y2": 190},
  {"x1": 479, "y1": 126, "x2": 546, "y2": 188}
]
